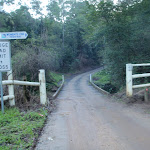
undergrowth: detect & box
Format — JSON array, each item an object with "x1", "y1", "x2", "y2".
[
  {"x1": 46, "y1": 72, "x2": 62, "y2": 92},
  {"x1": 0, "y1": 107, "x2": 48, "y2": 150},
  {"x1": 50, "y1": 72, "x2": 62, "y2": 86},
  {"x1": 92, "y1": 70, "x2": 118, "y2": 94},
  {"x1": 92, "y1": 70, "x2": 110, "y2": 85}
]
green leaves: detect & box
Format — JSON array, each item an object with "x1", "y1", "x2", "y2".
[
  {"x1": 84, "y1": 0, "x2": 150, "y2": 89},
  {"x1": 30, "y1": 0, "x2": 42, "y2": 15},
  {"x1": 1, "y1": 0, "x2": 15, "y2": 5},
  {"x1": 47, "y1": 1, "x2": 61, "y2": 20}
]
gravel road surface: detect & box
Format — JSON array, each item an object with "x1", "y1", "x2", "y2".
[{"x1": 35, "y1": 70, "x2": 150, "y2": 150}]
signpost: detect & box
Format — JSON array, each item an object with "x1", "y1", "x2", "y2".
[
  {"x1": 0, "y1": 31, "x2": 28, "y2": 40},
  {"x1": 0, "y1": 71, "x2": 4, "y2": 113},
  {"x1": 0, "y1": 31, "x2": 28, "y2": 113}
]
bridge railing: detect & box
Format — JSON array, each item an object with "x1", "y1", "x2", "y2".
[
  {"x1": 126, "y1": 63, "x2": 150, "y2": 97},
  {"x1": 0, "y1": 69, "x2": 47, "y2": 106}
]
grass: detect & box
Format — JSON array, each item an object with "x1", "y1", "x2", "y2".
[
  {"x1": 92, "y1": 70, "x2": 118, "y2": 94},
  {"x1": 50, "y1": 72, "x2": 62, "y2": 86},
  {"x1": 46, "y1": 72, "x2": 63, "y2": 92},
  {"x1": 92, "y1": 69, "x2": 110, "y2": 86},
  {"x1": 0, "y1": 107, "x2": 48, "y2": 150}
]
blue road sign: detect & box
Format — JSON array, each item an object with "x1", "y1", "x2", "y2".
[{"x1": 0, "y1": 31, "x2": 28, "y2": 40}]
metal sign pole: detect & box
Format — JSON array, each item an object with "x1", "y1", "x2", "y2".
[{"x1": 0, "y1": 72, "x2": 4, "y2": 113}]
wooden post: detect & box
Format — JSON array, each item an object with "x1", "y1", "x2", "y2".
[
  {"x1": 39, "y1": 69, "x2": 47, "y2": 105},
  {"x1": 126, "y1": 64, "x2": 133, "y2": 97},
  {"x1": 7, "y1": 70, "x2": 15, "y2": 106}
]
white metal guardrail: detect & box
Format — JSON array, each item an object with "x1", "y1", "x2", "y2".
[
  {"x1": 0, "y1": 69, "x2": 47, "y2": 106},
  {"x1": 126, "y1": 63, "x2": 150, "y2": 97}
]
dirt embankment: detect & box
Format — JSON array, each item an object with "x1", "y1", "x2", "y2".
[{"x1": 114, "y1": 89, "x2": 147, "y2": 104}]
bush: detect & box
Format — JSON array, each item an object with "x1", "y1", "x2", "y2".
[{"x1": 12, "y1": 46, "x2": 60, "y2": 81}]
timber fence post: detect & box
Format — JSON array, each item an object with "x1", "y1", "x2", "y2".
[
  {"x1": 7, "y1": 70, "x2": 15, "y2": 106},
  {"x1": 39, "y1": 69, "x2": 47, "y2": 105},
  {"x1": 126, "y1": 64, "x2": 133, "y2": 97}
]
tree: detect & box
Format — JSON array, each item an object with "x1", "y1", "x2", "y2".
[{"x1": 30, "y1": 0, "x2": 42, "y2": 16}]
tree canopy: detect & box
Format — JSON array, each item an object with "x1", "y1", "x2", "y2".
[{"x1": 0, "y1": 0, "x2": 149, "y2": 89}]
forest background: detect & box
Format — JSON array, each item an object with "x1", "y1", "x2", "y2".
[{"x1": 0, "y1": 0, "x2": 150, "y2": 90}]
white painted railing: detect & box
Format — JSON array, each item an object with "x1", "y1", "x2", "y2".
[
  {"x1": 126, "y1": 63, "x2": 150, "y2": 97},
  {"x1": 0, "y1": 69, "x2": 47, "y2": 106},
  {"x1": 2, "y1": 80, "x2": 40, "y2": 86}
]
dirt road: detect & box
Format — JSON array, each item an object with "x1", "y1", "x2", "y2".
[{"x1": 36, "y1": 70, "x2": 150, "y2": 150}]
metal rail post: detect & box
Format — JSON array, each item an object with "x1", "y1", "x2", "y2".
[{"x1": 0, "y1": 72, "x2": 4, "y2": 113}]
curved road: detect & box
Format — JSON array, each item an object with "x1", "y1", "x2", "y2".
[{"x1": 36, "y1": 70, "x2": 150, "y2": 150}]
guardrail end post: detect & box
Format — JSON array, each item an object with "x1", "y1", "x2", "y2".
[
  {"x1": 62, "y1": 75, "x2": 64, "y2": 83},
  {"x1": 90, "y1": 74, "x2": 92, "y2": 83},
  {"x1": 7, "y1": 70, "x2": 15, "y2": 106},
  {"x1": 126, "y1": 64, "x2": 133, "y2": 97},
  {"x1": 39, "y1": 69, "x2": 47, "y2": 105}
]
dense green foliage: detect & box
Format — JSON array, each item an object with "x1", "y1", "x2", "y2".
[
  {"x1": 86, "y1": 0, "x2": 150, "y2": 89},
  {"x1": 0, "y1": 0, "x2": 150, "y2": 89},
  {"x1": 0, "y1": 108, "x2": 47, "y2": 149}
]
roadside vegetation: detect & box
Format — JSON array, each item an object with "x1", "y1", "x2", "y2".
[
  {"x1": 0, "y1": 107, "x2": 48, "y2": 150},
  {"x1": 92, "y1": 70, "x2": 118, "y2": 94},
  {"x1": 49, "y1": 72, "x2": 63, "y2": 87},
  {"x1": 46, "y1": 72, "x2": 63, "y2": 94},
  {"x1": 0, "y1": 71, "x2": 61, "y2": 150}
]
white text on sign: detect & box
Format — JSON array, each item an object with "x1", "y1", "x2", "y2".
[{"x1": 0, "y1": 31, "x2": 28, "y2": 40}]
